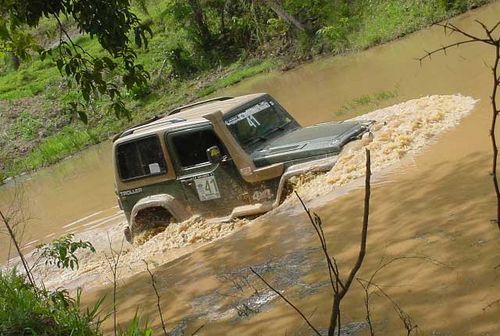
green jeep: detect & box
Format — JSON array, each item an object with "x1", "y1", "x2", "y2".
[{"x1": 113, "y1": 93, "x2": 371, "y2": 242}]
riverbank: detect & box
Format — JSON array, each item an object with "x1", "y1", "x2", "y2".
[
  {"x1": 1, "y1": 1, "x2": 499, "y2": 333},
  {"x1": 0, "y1": 0, "x2": 496, "y2": 182}
]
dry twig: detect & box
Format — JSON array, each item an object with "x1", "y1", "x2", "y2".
[
  {"x1": 250, "y1": 149, "x2": 372, "y2": 336},
  {"x1": 418, "y1": 20, "x2": 500, "y2": 229},
  {"x1": 249, "y1": 267, "x2": 321, "y2": 336},
  {"x1": 105, "y1": 234, "x2": 124, "y2": 336},
  {"x1": 142, "y1": 259, "x2": 169, "y2": 336},
  {"x1": 0, "y1": 209, "x2": 36, "y2": 290}
]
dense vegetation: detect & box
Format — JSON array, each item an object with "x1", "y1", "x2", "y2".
[
  {"x1": 0, "y1": 271, "x2": 101, "y2": 335},
  {"x1": 1, "y1": 246, "x2": 153, "y2": 335},
  {"x1": 0, "y1": 270, "x2": 157, "y2": 335},
  {"x1": 0, "y1": 0, "x2": 493, "y2": 181}
]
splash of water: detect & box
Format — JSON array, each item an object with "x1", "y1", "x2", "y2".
[{"x1": 4, "y1": 95, "x2": 476, "y2": 290}]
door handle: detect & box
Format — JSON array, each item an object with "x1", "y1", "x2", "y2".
[{"x1": 181, "y1": 179, "x2": 194, "y2": 186}]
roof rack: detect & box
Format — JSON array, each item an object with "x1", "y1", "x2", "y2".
[
  {"x1": 113, "y1": 117, "x2": 187, "y2": 141},
  {"x1": 168, "y1": 96, "x2": 234, "y2": 116},
  {"x1": 112, "y1": 96, "x2": 233, "y2": 142},
  {"x1": 112, "y1": 115, "x2": 162, "y2": 142}
]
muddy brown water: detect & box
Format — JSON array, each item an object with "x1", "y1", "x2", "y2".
[{"x1": 1, "y1": 2, "x2": 500, "y2": 335}]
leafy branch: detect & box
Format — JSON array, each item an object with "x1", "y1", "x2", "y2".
[
  {"x1": 35, "y1": 234, "x2": 95, "y2": 270},
  {"x1": 0, "y1": 0, "x2": 153, "y2": 121}
]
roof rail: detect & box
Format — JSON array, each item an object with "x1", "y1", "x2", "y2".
[
  {"x1": 168, "y1": 96, "x2": 234, "y2": 116},
  {"x1": 113, "y1": 117, "x2": 188, "y2": 141},
  {"x1": 112, "y1": 115, "x2": 162, "y2": 142},
  {"x1": 112, "y1": 96, "x2": 234, "y2": 142}
]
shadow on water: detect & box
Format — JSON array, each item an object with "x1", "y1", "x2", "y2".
[{"x1": 85, "y1": 150, "x2": 498, "y2": 335}]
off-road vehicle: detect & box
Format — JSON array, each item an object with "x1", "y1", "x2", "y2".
[{"x1": 113, "y1": 93, "x2": 371, "y2": 242}]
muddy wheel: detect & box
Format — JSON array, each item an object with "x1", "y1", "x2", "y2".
[{"x1": 130, "y1": 206, "x2": 172, "y2": 242}]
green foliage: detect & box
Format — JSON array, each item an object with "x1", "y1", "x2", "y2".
[
  {"x1": 0, "y1": 63, "x2": 59, "y2": 100},
  {"x1": 36, "y1": 234, "x2": 96, "y2": 271},
  {"x1": 0, "y1": 0, "x2": 495, "y2": 179},
  {"x1": 317, "y1": 16, "x2": 358, "y2": 52},
  {"x1": 351, "y1": 0, "x2": 448, "y2": 48},
  {"x1": 0, "y1": 271, "x2": 155, "y2": 335},
  {"x1": 0, "y1": 271, "x2": 102, "y2": 335},
  {"x1": 197, "y1": 59, "x2": 276, "y2": 97},
  {"x1": 8, "y1": 126, "x2": 101, "y2": 174},
  {"x1": 0, "y1": 0, "x2": 152, "y2": 120},
  {"x1": 335, "y1": 89, "x2": 399, "y2": 117},
  {"x1": 267, "y1": 18, "x2": 289, "y2": 37},
  {"x1": 120, "y1": 313, "x2": 153, "y2": 336},
  {"x1": 165, "y1": 46, "x2": 199, "y2": 77},
  {"x1": 8, "y1": 110, "x2": 43, "y2": 141}
]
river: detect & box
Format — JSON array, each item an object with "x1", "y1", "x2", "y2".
[{"x1": 1, "y1": 2, "x2": 499, "y2": 335}]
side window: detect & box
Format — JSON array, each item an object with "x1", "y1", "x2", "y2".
[
  {"x1": 117, "y1": 136, "x2": 167, "y2": 180},
  {"x1": 171, "y1": 129, "x2": 224, "y2": 168}
]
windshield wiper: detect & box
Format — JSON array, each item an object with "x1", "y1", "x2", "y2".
[
  {"x1": 242, "y1": 122, "x2": 291, "y2": 147},
  {"x1": 262, "y1": 122, "x2": 290, "y2": 138},
  {"x1": 243, "y1": 136, "x2": 267, "y2": 147}
]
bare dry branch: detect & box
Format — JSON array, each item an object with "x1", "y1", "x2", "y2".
[
  {"x1": 482, "y1": 298, "x2": 500, "y2": 311},
  {"x1": 356, "y1": 278, "x2": 375, "y2": 336},
  {"x1": 191, "y1": 324, "x2": 205, "y2": 335},
  {"x1": 249, "y1": 267, "x2": 321, "y2": 336},
  {"x1": 357, "y1": 254, "x2": 452, "y2": 335},
  {"x1": 143, "y1": 260, "x2": 169, "y2": 336},
  {"x1": 0, "y1": 209, "x2": 37, "y2": 290},
  {"x1": 105, "y1": 234, "x2": 124, "y2": 336},
  {"x1": 359, "y1": 279, "x2": 418, "y2": 336},
  {"x1": 419, "y1": 19, "x2": 500, "y2": 229},
  {"x1": 327, "y1": 149, "x2": 371, "y2": 336},
  {"x1": 296, "y1": 192, "x2": 343, "y2": 294},
  {"x1": 249, "y1": 150, "x2": 372, "y2": 335}
]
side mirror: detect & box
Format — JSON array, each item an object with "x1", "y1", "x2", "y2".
[{"x1": 207, "y1": 145, "x2": 223, "y2": 164}]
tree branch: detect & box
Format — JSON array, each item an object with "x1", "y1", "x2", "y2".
[
  {"x1": 419, "y1": 19, "x2": 500, "y2": 229},
  {"x1": 143, "y1": 260, "x2": 169, "y2": 336},
  {"x1": 249, "y1": 267, "x2": 321, "y2": 336},
  {"x1": 0, "y1": 209, "x2": 37, "y2": 291}
]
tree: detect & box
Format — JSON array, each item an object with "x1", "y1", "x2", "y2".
[
  {"x1": 187, "y1": 0, "x2": 213, "y2": 50},
  {"x1": 261, "y1": 0, "x2": 307, "y2": 33},
  {"x1": 0, "y1": 0, "x2": 152, "y2": 120}
]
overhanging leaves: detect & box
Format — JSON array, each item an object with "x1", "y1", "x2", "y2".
[{"x1": 0, "y1": 0, "x2": 152, "y2": 121}]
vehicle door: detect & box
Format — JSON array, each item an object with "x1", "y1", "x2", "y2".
[{"x1": 166, "y1": 124, "x2": 250, "y2": 217}]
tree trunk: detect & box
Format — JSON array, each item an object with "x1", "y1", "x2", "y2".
[
  {"x1": 262, "y1": 0, "x2": 307, "y2": 32},
  {"x1": 187, "y1": 0, "x2": 213, "y2": 49},
  {"x1": 8, "y1": 52, "x2": 20, "y2": 70},
  {"x1": 328, "y1": 297, "x2": 341, "y2": 336}
]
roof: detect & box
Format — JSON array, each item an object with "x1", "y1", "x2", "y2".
[{"x1": 113, "y1": 93, "x2": 267, "y2": 143}]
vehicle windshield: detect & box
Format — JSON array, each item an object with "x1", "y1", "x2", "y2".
[{"x1": 224, "y1": 100, "x2": 296, "y2": 150}]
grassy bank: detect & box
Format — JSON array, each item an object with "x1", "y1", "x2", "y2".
[
  {"x1": 0, "y1": 270, "x2": 157, "y2": 335},
  {"x1": 0, "y1": 271, "x2": 100, "y2": 335},
  {"x1": 0, "y1": 0, "x2": 495, "y2": 181}
]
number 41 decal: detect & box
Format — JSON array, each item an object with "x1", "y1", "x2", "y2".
[{"x1": 194, "y1": 174, "x2": 221, "y2": 201}]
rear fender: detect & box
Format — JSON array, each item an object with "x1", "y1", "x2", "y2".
[{"x1": 130, "y1": 194, "x2": 191, "y2": 233}]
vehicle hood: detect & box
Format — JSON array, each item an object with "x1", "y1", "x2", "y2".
[{"x1": 251, "y1": 121, "x2": 369, "y2": 167}]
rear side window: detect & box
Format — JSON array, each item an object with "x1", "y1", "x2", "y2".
[
  {"x1": 171, "y1": 129, "x2": 223, "y2": 168},
  {"x1": 117, "y1": 136, "x2": 167, "y2": 180}
]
